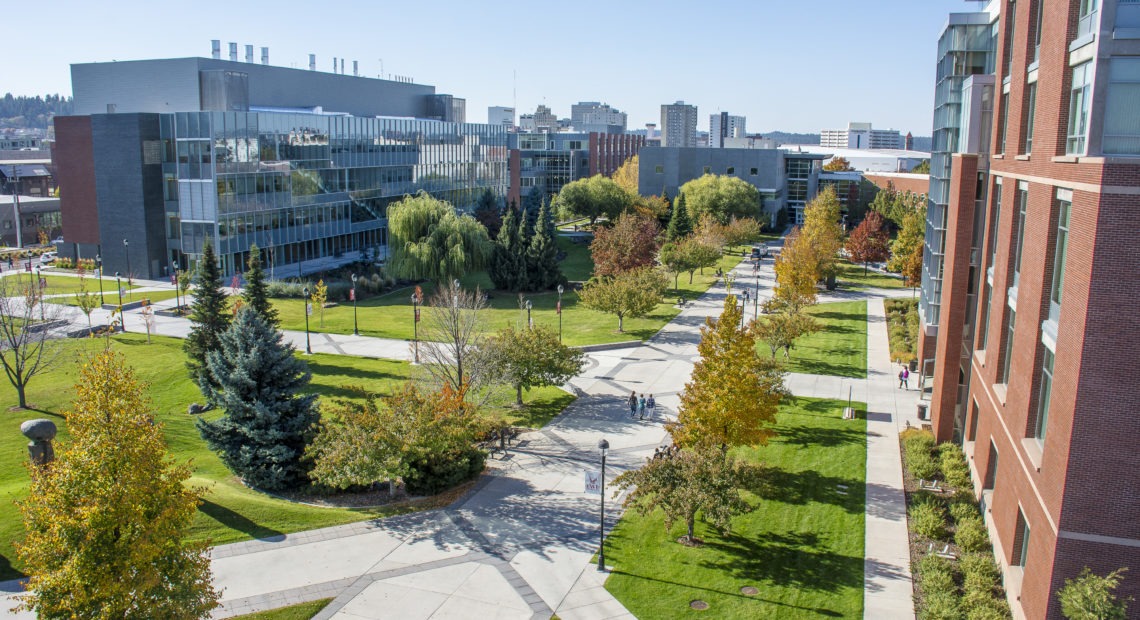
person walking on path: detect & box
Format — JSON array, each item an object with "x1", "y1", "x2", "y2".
[
  {"x1": 903, "y1": 367, "x2": 910, "y2": 390},
  {"x1": 637, "y1": 394, "x2": 647, "y2": 420},
  {"x1": 898, "y1": 369, "x2": 905, "y2": 389},
  {"x1": 628, "y1": 391, "x2": 638, "y2": 419},
  {"x1": 646, "y1": 394, "x2": 656, "y2": 420}
]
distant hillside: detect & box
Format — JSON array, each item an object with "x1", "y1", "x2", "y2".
[{"x1": 0, "y1": 94, "x2": 73, "y2": 130}]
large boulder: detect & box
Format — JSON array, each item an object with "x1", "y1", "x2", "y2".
[{"x1": 20, "y1": 419, "x2": 57, "y2": 442}]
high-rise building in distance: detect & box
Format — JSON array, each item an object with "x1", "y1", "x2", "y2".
[
  {"x1": 820, "y1": 122, "x2": 903, "y2": 149},
  {"x1": 660, "y1": 101, "x2": 698, "y2": 147},
  {"x1": 709, "y1": 112, "x2": 746, "y2": 148}
]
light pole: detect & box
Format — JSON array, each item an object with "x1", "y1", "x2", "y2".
[
  {"x1": 122, "y1": 239, "x2": 131, "y2": 288},
  {"x1": 115, "y1": 272, "x2": 126, "y2": 332},
  {"x1": 96, "y1": 254, "x2": 105, "y2": 305},
  {"x1": 597, "y1": 438, "x2": 610, "y2": 572},
  {"x1": 557, "y1": 284, "x2": 564, "y2": 342},
  {"x1": 754, "y1": 272, "x2": 760, "y2": 320},
  {"x1": 35, "y1": 267, "x2": 44, "y2": 321},
  {"x1": 351, "y1": 273, "x2": 359, "y2": 335},
  {"x1": 411, "y1": 291, "x2": 421, "y2": 363},
  {"x1": 302, "y1": 286, "x2": 312, "y2": 354},
  {"x1": 526, "y1": 299, "x2": 532, "y2": 329},
  {"x1": 173, "y1": 267, "x2": 180, "y2": 309}
]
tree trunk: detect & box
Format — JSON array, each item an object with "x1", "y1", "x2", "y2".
[
  {"x1": 675, "y1": 273, "x2": 679, "y2": 290},
  {"x1": 689, "y1": 271, "x2": 695, "y2": 284},
  {"x1": 617, "y1": 313, "x2": 624, "y2": 333},
  {"x1": 686, "y1": 514, "x2": 695, "y2": 541},
  {"x1": 516, "y1": 384, "x2": 523, "y2": 406},
  {"x1": 864, "y1": 261, "x2": 869, "y2": 276},
  {"x1": 16, "y1": 382, "x2": 26, "y2": 409}
]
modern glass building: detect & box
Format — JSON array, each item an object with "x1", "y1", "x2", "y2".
[{"x1": 162, "y1": 111, "x2": 507, "y2": 275}]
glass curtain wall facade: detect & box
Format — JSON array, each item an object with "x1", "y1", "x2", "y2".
[
  {"x1": 160, "y1": 111, "x2": 507, "y2": 275},
  {"x1": 922, "y1": 15, "x2": 996, "y2": 328},
  {"x1": 784, "y1": 157, "x2": 814, "y2": 224}
]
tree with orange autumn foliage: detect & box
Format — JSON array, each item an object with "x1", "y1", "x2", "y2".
[{"x1": 670, "y1": 296, "x2": 786, "y2": 449}]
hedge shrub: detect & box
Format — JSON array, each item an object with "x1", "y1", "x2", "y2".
[
  {"x1": 903, "y1": 429, "x2": 940, "y2": 481},
  {"x1": 911, "y1": 499, "x2": 949, "y2": 541},
  {"x1": 956, "y1": 516, "x2": 990, "y2": 552},
  {"x1": 939, "y1": 442, "x2": 973, "y2": 489}
]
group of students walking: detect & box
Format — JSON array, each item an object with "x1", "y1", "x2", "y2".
[{"x1": 627, "y1": 391, "x2": 655, "y2": 420}]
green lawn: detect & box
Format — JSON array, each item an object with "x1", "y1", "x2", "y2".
[
  {"x1": 49, "y1": 288, "x2": 181, "y2": 307},
  {"x1": 270, "y1": 249, "x2": 750, "y2": 347},
  {"x1": 234, "y1": 599, "x2": 331, "y2": 619},
  {"x1": 0, "y1": 333, "x2": 572, "y2": 580},
  {"x1": 756, "y1": 301, "x2": 868, "y2": 378},
  {"x1": 604, "y1": 396, "x2": 867, "y2": 619},
  {"x1": 835, "y1": 261, "x2": 906, "y2": 290},
  {"x1": 556, "y1": 235, "x2": 593, "y2": 282},
  {"x1": 5, "y1": 274, "x2": 142, "y2": 296}
]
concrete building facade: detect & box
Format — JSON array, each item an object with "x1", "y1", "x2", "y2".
[
  {"x1": 54, "y1": 56, "x2": 508, "y2": 279},
  {"x1": 921, "y1": 1, "x2": 1140, "y2": 618},
  {"x1": 820, "y1": 122, "x2": 904, "y2": 149},
  {"x1": 569, "y1": 102, "x2": 627, "y2": 134},
  {"x1": 709, "y1": 112, "x2": 746, "y2": 148},
  {"x1": 660, "y1": 101, "x2": 698, "y2": 147},
  {"x1": 488, "y1": 106, "x2": 515, "y2": 130}
]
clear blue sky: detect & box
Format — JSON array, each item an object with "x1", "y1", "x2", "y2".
[{"x1": 6, "y1": 0, "x2": 978, "y2": 135}]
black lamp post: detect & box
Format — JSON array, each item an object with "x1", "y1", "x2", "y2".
[
  {"x1": 173, "y1": 267, "x2": 180, "y2": 309},
  {"x1": 351, "y1": 273, "x2": 359, "y2": 335},
  {"x1": 597, "y1": 438, "x2": 610, "y2": 572},
  {"x1": 526, "y1": 299, "x2": 532, "y2": 329},
  {"x1": 115, "y1": 272, "x2": 126, "y2": 332},
  {"x1": 122, "y1": 239, "x2": 131, "y2": 287},
  {"x1": 302, "y1": 286, "x2": 312, "y2": 354},
  {"x1": 755, "y1": 272, "x2": 760, "y2": 320},
  {"x1": 35, "y1": 267, "x2": 44, "y2": 321},
  {"x1": 411, "y1": 293, "x2": 420, "y2": 363},
  {"x1": 95, "y1": 254, "x2": 105, "y2": 305},
  {"x1": 557, "y1": 284, "x2": 564, "y2": 342}
]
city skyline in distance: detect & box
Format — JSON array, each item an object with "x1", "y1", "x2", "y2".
[{"x1": 8, "y1": 0, "x2": 971, "y2": 135}]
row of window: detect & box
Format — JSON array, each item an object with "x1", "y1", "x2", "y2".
[{"x1": 978, "y1": 177, "x2": 1070, "y2": 447}]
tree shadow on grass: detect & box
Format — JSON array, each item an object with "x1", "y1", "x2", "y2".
[
  {"x1": 0, "y1": 553, "x2": 26, "y2": 583},
  {"x1": 791, "y1": 357, "x2": 863, "y2": 378},
  {"x1": 608, "y1": 568, "x2": 843, "y2": 617},
  {"x1": 774, "y1": 423, "x2": 864, "y2": 449},
  {"x1": 754, "y1": 466, "x2": 865, "y2": 514},
  {"x1": 197, "y1": 499, "x2": 285, "y2": 542},
  {"x1": 702, "y1": 530, "x2": 863, "y2": 595}
]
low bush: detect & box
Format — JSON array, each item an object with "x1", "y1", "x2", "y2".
[
  {"x1": 950, "y1": 500, "x2": 979, "y2": 523},
  {"x1": 939, "y1": 443, "x2": 973, "y2": 489},
  {"x1": 903, "y1": 430, "x2": 939, "y2": 480},
  {"x1": 911, "y1": 499, "x2": 948, "y2": 541},
  {"x1": 956, "y1": 516, "x2": 990, "y2": 552},
  {"x1": 963, "y1": 596, "x2": 1011, "y2": 620},
  {"x1": 404, "y1": 446, "x2": 485, "y2": 496},
  {"x1": 921, "y1": 592, "x2": 962, "y2": 620}
]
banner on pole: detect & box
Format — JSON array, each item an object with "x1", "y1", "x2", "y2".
[
  {"x1": 306, "y1": 302, "x2": 313, "y2": 316},
  {"x1": 349, "y1": 288, "x2": 355, "y2": 302},
  {"x1": 556, "y1": 300, "x2": 561, "y2": 315},
  {"x1": 584, "y1": 470, "x2": 602, "y2": 495}
]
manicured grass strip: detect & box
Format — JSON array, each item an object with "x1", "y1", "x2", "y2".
[
  {"x1": 835, "y1": 261, "x2": 906, "y2": 290},
  {"x1": 233, "y1": 598, "x2": 332, "y2": 620},
  {"x1": 269, "y1": 249, "x2": 751, "y2": 348},
  {"x1": 0, "y1": 332, "x2": 572, "y2": 580},
  {"x1": 556, "y1": 234, "x2": 594, "y2": 282},
  {"x1": 755, "y1": 300, "x2": 868, "y2": 379},
  {"x1": 5, "y1": 274, "x2": 142, "y2": 296},
  {"x1": 604, "y1": 396, "x2": 867, "y2": 619},
  {"x1": 49, "y1": 289, "x2": 181, "y2": 307}
]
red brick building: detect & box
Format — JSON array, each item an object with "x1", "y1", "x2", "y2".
[{"x1": 923, "y1": 1, "x2": 1140, "y2": 617}]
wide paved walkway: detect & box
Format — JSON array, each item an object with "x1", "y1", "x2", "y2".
[{"x1": 2, "y1": 256, "x2": 922, "y2": 619}]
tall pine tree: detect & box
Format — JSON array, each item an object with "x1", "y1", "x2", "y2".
[
  {"x1": 666, "y1": 193, "x2": 693, "y2": 241},
  {"x1": 242, "y1": 244, "x2": 278, "y2": 327},
  {"x1": 196, "y1": 307, "x2": 319, "y2": 491},
  {"x1": 184, "y1": 240, "x2": 231, "y2": 391},
  {"x1": 490, "y1": 203, "x2": 528, "y2": 292},
  {"x1": 526, "y1": 198, "x2": 562, "y2": 290}
]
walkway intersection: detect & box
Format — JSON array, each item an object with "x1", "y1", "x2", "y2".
[{"x1": 1, "y1": 255, "x2": 921, "y2": 619}]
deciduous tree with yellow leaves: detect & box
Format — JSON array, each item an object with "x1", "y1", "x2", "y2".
[
  {"x1": 16, "y1": 351, "x2": 218, "y2": 618},
  {"x1": 670, "y1": 296, "x2": 786, "y2": 449}
]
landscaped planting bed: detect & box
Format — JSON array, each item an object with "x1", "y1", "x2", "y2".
[
  {"x1": 900, "y1": 429, "x2": 1011, "y2": 619},
  {"x1": 885, "y1": 298, "x2": 919, "y2": 366}
]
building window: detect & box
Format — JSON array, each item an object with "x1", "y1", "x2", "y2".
[
  {"x1": 1031, "y1": 0, "x2": 1043, "y2": 65},
  {"x1": 984, "y1": 441, "x2": 999, "y2": 490},
  {"x1": 1103, "y1": 58, "x2": 1140, "y2": 155},
  {"x1": 655, "y1": 165, "x2": 663, "y2": 174},
  {"x1": 998, "y1": 93, "x2": 1010, "y2": 154},
  {"x1": 1035, "y1": 348, "x2": 1054, "y2": 444},
  {"x1": 1077, "y1": 0, "x2": 1099, "y2": 39},
  {"x1": 988, "y1": 179, "x2": 1003, "y2": 269},
  {"x1": 726, "y1": 167, "x2": 735, "y2": 175},
  {"x1": 1042, "y1": 203, "x2": 1069, "y2": 327},
  {"x1": 1012, "y1": 185, "x2": 1027, "y2": 288},
  {"x1": 750, "y1": 167, "x2": 758, "y2": 176},
  {"x1": 1024, "y1": 82, "x2": 1037, "y2": 154},
  {"x1": 968, "y1": 400, "x2": 980, "y2": 442},
  {"x1": 1003, "y1": 1, "x2": 1017, "y2": 77},
  {"x1": 1013, "y1": 510, "x2": 1031, "y2": 567},
  {"x1": 702, "y1": 166, "x2": 711, "y2": 174},
  {"x1": 1000, "y1": 308, "x2": 1016, "y2": 384},
  {"x1": 979, "y1": 282, "x2": 993, "y2": 350},
  {"x1": 1067, "y1": 61, "x2": 1093, "y2": 155}
]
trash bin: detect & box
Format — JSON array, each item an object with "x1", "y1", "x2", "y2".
[{"x1": 916, "y1": 402, "x2": 928, "y2": 420}]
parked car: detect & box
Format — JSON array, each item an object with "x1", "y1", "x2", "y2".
[
  {"x1": 751, "y1": 244, "x2": 769, "y2": 259},
  {"x1": 39, "y1": 251, "x2": 57, "y2": 264},
  {"x1": 51, "y1": 237, "x2": 64, "y2": 245}
]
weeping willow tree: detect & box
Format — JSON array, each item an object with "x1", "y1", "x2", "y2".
[{"x1": 387, "y1": 192, "x2": 492, "y2": 283}]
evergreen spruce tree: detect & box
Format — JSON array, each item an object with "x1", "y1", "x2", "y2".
[
  {"x1": 490, "y1": 203, "x2": 528, "y2": 291},
  {"x1": 242, "y1": 244, "x2": 277, "y2": 327},
  {"x1": 666, "y1": 193, "x2": 693, "y2": 241},
  {"x1": 526, "y1": 198, "x2": 563, "y2": 290},
  {"x1": 658, "y1": 190, "x2": 673, "y2": 229},
  {"x1": 184, "y1": 240, "x2": 231, "y2": 392},
  {"x1": 521, "y1": 188, "x2": 542, "y2": 244},
  {"x1": 196, "y1": 307, "x2": 319, "y2": 491}
]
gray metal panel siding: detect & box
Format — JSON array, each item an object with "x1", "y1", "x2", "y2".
[
  {"x1": 72, "y1": 59, "x2": 203, "y2": 115},
  {"x1": 638, "y1": 147, "x2": 783, "y2": 198},
  {"x1": 91, "y1": 114, "x2": 167, "y2": 279}
]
